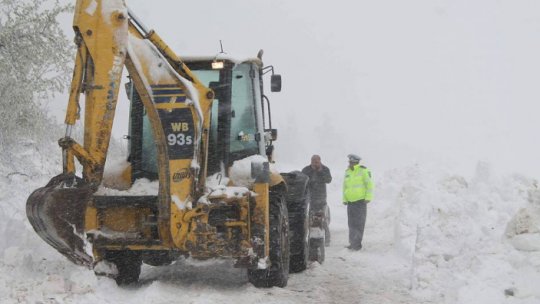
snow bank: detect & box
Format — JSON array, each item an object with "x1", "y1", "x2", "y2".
[
  {"x1": 3, "y1": 140, "x2": 540, "y2": 303},
  {"x1": 382, "y1": 162, "x2": 540, "y2": 303},
  {"x1": 506, "y1": 190, "x2": 540, "y2": 252}
]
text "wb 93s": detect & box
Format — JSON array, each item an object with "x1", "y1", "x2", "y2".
[{"x1": 167, "y1": 133, "x2": 192, "y2": 146}]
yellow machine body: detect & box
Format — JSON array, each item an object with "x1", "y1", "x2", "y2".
[{"x1": 25, "y1": 0, "x2": 306, "y2": 288}]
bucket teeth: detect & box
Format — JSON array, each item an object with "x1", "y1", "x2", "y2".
[{"x1": 26, "y1": 174, "x2": 94, "y2": 267}]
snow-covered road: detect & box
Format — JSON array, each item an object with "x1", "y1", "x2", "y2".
[
  {"x1": 0, "y1": 218, "x2": 417, "y2": 304},
  {"x1": 1, "y1": 156, "x2": 540, "y2": 304}
]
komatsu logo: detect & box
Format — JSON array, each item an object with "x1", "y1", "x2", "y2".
[{"x1": 173, "y1": 168, "x2": 191, "y2": 182}]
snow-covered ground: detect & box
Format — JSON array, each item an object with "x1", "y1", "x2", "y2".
[{"x1": 1, "y1": 144, "x2": 540, "y2": 303}]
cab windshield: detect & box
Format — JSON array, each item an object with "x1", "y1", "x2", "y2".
[
  {"x1": 131, "y1": 61, "x2": 262, "y2": 178},
  {"x1": 191, "y1": 62, "x2": 261, "y2": 175}
]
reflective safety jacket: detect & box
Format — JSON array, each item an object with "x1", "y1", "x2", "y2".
[{"x1": 343, "y1": 164, "x2": 374, "y2": 203}]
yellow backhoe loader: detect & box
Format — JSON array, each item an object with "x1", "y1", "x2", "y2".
[{"x1": 26, "y1": 0, "x2": 314, "y2": 287}]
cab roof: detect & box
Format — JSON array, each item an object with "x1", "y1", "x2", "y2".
[{"x1": 181, "y1": 55, "x2": 263, "y2": 68}]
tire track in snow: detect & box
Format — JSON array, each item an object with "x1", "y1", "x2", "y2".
[{"x1": 286, "y1": 227, "x2": 419, "y2": 304}]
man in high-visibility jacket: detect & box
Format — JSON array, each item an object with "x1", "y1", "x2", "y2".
[{"x1": 343, "y1": 153, "x2": 374, "y2": 251}]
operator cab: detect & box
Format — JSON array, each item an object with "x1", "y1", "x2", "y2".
[{"x1": 127, "y1": 55, "x2": 280, "y2": 181}]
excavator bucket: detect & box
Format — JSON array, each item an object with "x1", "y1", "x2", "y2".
[{"x1": 26, "y1": 174, "x2": 94, "y2": 267}]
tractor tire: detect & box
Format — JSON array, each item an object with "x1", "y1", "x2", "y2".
[
  {"x1": 106, "y1": 250, "x2": 142, "y2": 286},
  {"x1": 309, "y1": 237, "x2": 325, "y2": 264},
  {"x1": 248, "y1": 193, "x2": 290, "y2": 288},
  {"x1": 288, "y1": 190, "x2": 310, "y2": 273}
]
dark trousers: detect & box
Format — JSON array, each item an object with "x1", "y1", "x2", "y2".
[{"x1": 347, "y1": 200, "x2": 367, "y2": 249}]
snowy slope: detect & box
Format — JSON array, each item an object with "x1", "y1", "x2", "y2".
[{"x1": 1, "y1": 143, "x2": 540, "y2": 303}]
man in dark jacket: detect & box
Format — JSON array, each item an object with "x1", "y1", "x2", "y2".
[{"x1": 302, "y1": 155, "x2": 332, "y2": 246}]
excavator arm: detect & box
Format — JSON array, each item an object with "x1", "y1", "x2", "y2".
[{"x1": 26, "y1": 0, "x2": 213, "y2": 265}]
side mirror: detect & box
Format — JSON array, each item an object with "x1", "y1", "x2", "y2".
[
  {"x1": 271, "y1": 74, "x2": 281, "y2": 92},
  {"x1": 270, "y1": 129, "x2": 278, "y2": 141},
  {"x1": 264, "y1": 129, "x2": 278, "y2": 141}
]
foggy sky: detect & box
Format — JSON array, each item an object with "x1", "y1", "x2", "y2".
[{"x1": 54, "y1": 0, "x2": 540, "y2": 179}]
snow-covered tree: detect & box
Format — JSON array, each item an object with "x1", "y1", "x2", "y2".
[{"x1": 0, "y1": 0, "x2": 72, "y2": 146}]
